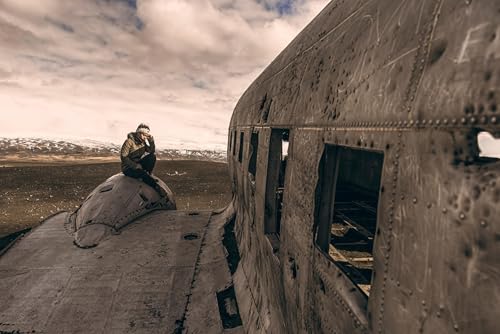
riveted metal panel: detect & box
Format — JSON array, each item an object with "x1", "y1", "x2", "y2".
[{"x1": 227, "y1": 0, "x2": 500, "y2": 333}]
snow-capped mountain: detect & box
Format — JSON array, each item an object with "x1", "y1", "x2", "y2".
[{"x1": 0, "y1": 137, "x2": 227, "y2": 162}]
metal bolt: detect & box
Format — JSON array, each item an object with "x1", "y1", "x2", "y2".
[
  {"x1": 442, "y1": 208, "x2": 448, "y2": 214},
  {"x1": 492, "y1": 116, "x2": 498, "y2": 124},
  {"x1": 470, "y1": 117, "x2": 477, "y2": 124},
  {"x1": 413, "y1": 198, "x2": 418, "y2": 204},
  {"x1": 480, "y1": 220, "x2": 487, "y2": 227},
  {"x1": 459, "y1": 213, "x2": 466, "y2": 220},
  {"x1": 461, "y1": 117, "x2": 467, "y2": 124}
]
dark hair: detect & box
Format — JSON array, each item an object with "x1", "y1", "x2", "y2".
[{"x1": 136, "y1": 123, "x2": 150, "y2": 131}]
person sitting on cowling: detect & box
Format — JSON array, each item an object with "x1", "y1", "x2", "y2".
[{"x1": 120, "y1": 123, "x2": 167, "y2": 197}]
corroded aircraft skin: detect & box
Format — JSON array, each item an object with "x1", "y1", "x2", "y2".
[
  {"x1": 225, "y1": 1, "x2": 500, "y2": 333},
  {"x1": 0, "y1": 176, "x2": 245, "y2": 333},
  {"x1": 66, "y1": 173, "x2": 176, "y2": 248}
]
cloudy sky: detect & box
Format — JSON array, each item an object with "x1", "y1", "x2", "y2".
[{"x1": 0, "y1": 0, "x2": 329, "y2": 150}]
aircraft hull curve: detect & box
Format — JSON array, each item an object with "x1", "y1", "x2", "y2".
[{"x1": 67, "y1": 173, "x2": 176, "y2": 248}]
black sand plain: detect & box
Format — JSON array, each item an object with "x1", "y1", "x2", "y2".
[{"x1": 0, "y1": 160, "x2": 232, "y2": 238}]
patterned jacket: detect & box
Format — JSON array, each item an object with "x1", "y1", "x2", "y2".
[{"x1": 120, "y1": 132, "x2": 156, "y2": 172}]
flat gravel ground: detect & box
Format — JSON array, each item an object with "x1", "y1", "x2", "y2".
[{"x1": 0, "y1": 160, "x2": 232, "y2": 237}]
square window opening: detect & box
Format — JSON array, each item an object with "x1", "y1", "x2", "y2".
[
  {"x1": 238, "y1": 132, "x2": 244, "y2": 163},
  {"x1": 249, "y1": 132, "x2": 259, "y2": 177},
  {"x1": 232, "y1": 130, "x2": 237, "y2": 156},
  {"x1": 264, "y1": 129, "x2": 290, "y2": 254},
  {"x1": 315, "y1": 145, "x2": 384, "y2": 297}
]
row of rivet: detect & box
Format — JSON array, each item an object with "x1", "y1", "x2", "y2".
[
  {"x1": 333, "y1": 115, "x2": 498, "y2": 128},
  {"x1": 377, "y1": 5, "x2": 462, "y2": 327},
  {"x1": 375, "y1": 7, "x2": 427, "y2": 321},
  {"x1": 377, "y1": 135, "x2": 400, "y2": 333}
]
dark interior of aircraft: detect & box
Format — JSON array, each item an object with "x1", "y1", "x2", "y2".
[{"x1": 315, "y1": 146, "x2": 384, "y2": 296}]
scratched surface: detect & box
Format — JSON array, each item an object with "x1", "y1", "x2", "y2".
[
  {"x1": 227, "y1": 0, "x2": 500, "y2": 333},
  {"x1": 0, "y1": 210, "x2": 237, "y2": 334}
]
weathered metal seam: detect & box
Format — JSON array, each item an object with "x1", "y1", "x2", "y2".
[
  {"x1": 230, "y1": 117, "x2": 499, "y2": 131},
  {"x1": 376, "y1": 0, "x2": 445, "y2": 332}
]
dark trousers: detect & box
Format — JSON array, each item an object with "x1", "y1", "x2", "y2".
[{"x1": 123, "y1": 153, "x2": 158, "y2": 189}]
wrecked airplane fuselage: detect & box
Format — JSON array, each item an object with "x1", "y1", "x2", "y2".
[
  {"x1": 66, "y1": 173, "x2": 176, "y2": 248},
  {"x1": 226, "y1": 0, "x2": 500, "y2": 334}
]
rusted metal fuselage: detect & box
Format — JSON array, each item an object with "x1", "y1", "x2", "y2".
[{"x1": 226, "y1": 1, "x2": 500, "y2": 333}]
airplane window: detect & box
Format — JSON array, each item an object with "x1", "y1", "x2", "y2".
[
  {"x1": 238, "y1": 132, "x2": 244, "y2": 163},
  {"x1": 248, "y1": 132, "x2": 259, "y2": 177},
  {"x1": 232, "y1": 130, "x2": 237, "y2": 156},
  {"x1": 314, "y1": 145, "x2": 384, "y2": 297},
  {"x1": 264, "y1": 129, "x2": 290, "y2": 255},
  {"x1": 477, "y1": 131, "x2": 500, "y2": 159},
  {"x1": 282, "y1": 140, "x2": 289, "y2": 158}
]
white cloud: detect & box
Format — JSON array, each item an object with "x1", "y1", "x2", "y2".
[{"x1": 0, "y1": 0, "x2": 329, "y2": 149}]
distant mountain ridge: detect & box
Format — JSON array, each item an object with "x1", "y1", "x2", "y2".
[{"x1": 0, "y1": 137, "x2": 227, "y2": 162}]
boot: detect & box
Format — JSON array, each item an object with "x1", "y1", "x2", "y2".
[{"x1": 154, "y1": 184, "x2": 168, "y2": 199}]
